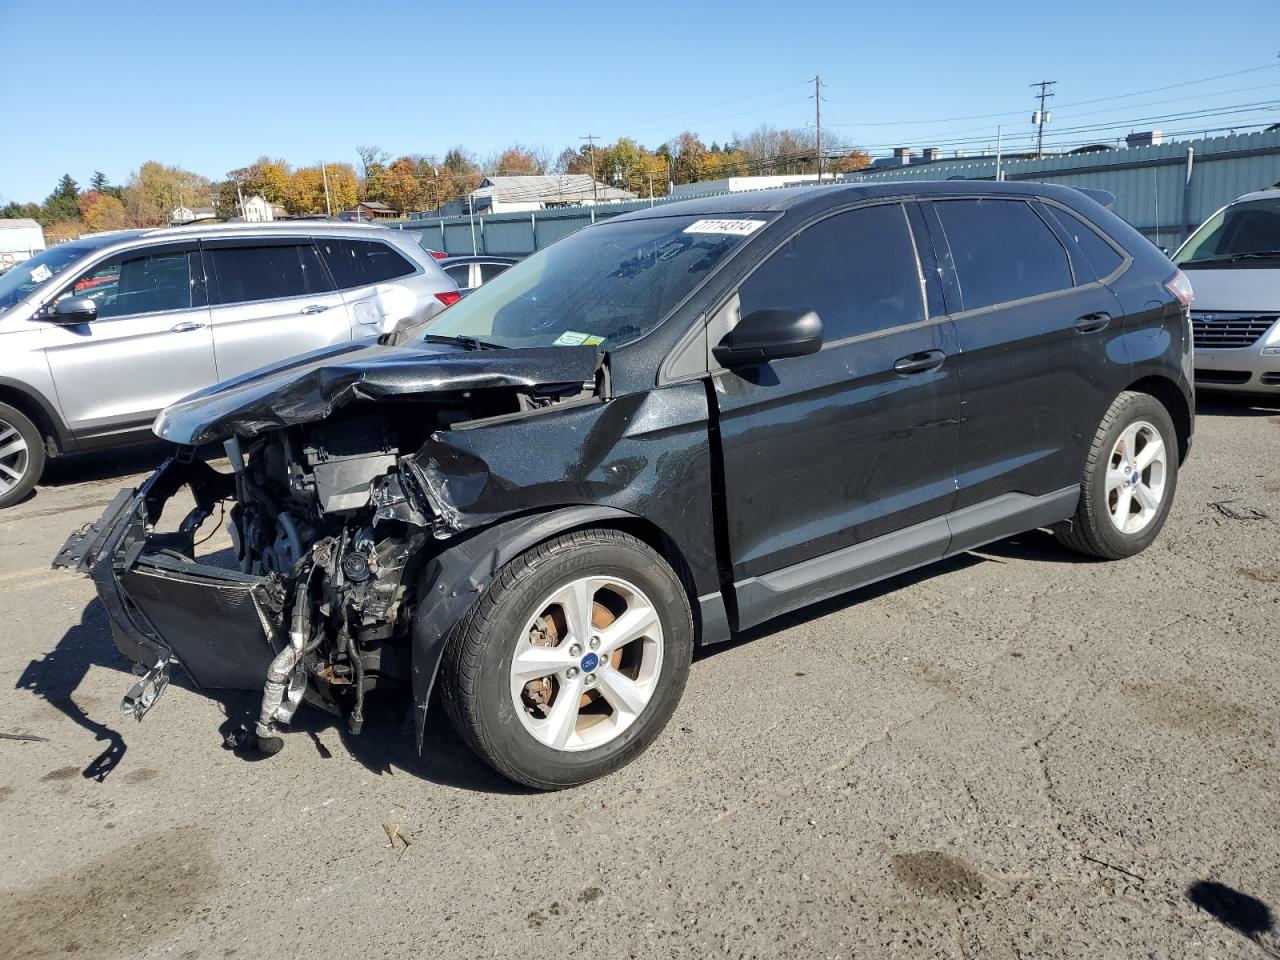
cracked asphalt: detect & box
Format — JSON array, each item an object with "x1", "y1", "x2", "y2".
[{"x1": 1, "y1": 396, "x2": 1278, "y2": 960}]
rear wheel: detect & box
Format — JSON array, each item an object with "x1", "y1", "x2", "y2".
[
  {"x1": 440, "y1": 528, "x2": 692, "y2": 790},
  {"x1": 0, "y1": 403, "x2": 44, "y2": 509},
  {"x1": 1056, "y1": 391, "x2": 1178, "y2": 560}
]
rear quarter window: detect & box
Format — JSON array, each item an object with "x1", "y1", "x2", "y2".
[
  {"x1": 317, "y1": 238, "x2": 418, "y2": 289},
  {"x1": 1043, "y1": 204, "x2": 1126, "y2": 280}
]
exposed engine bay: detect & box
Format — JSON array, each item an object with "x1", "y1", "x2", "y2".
[{"x1": 56, "y1": 343, "x2": 605, "y2": 756}]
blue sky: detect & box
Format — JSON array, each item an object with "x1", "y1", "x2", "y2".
[{"x1": 1, "y1": 0, "x2": 1278, "y2": 202}]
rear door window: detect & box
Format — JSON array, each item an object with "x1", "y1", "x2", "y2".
[
  {"x1": 933, "y1": 199, "x2": 1073, "y2": 311},
  {"x1": 206, "y1": 243, "x2": 334, "y2": 304},
  {"x1": 1042, "y1": 204, "x2": 1126, "y2": 280},
  {"x1": 737, "y1": 203, "x2": 926, "y2": 343},
  {"x1": 479, "y1": 262, "x2": 510, "y2": 283},
  {"x1": 444, "y1": 263, "x2": 472, "y2": 288},
  {"x1": 316, "y1": 238, "x2": 418, "y2": 289}
]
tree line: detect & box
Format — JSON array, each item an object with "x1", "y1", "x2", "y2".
[{"x1": 1, "y1": 125, "x2": 871, "y2": 239}]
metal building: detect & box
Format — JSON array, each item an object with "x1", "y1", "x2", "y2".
[
  {"x1": 845, "y1": 129, "x2": 1280, "y2": 250},
  {"x1": 387, "y1": 129, "x2": 1280, "y2": 257}
]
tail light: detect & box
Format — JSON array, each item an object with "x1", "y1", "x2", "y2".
[
  {"x1": 427, "y1": 249, "x2": 448, "y2": 261},
  {"x1": 1164, "y1": 270, "x2": 1194, "y2": 307},
  {"x1": 435, "y1": 290, "x2": 461, "y2": 307}
]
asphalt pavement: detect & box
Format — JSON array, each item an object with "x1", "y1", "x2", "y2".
[{"x1": 1, "y1": 397, "x2": 1278, "y2": 960}]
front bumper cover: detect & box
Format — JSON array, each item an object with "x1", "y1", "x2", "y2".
[{"x1": 54, "y1": 459, "x2": 285, "y2": 718}]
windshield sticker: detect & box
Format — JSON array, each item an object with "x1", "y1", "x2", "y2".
[
  {"x1": 552, "y1": 331, "x2": 605, "y2": 347},
  {"x1": 29, "y1": 264, "x2": 53, "y2": 284},
  {"x1": 682, "y1": 219, "x2": 766, "y2": 237}
]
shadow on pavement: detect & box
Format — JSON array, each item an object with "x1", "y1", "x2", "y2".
[
  {"x1": 1188, "y1": 881, "x2": 1280, "y2": 956},
  {"x1": 1196, "y1": 394, "x2": 1280, "y2": 417},
  {"x1": 18, "y1": 596, "x2": 527, "y2": 794},
  {"x1": 14, "y1": 600, "x2": 133, "y2": 782}
]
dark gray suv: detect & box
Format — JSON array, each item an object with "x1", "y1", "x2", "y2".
[{"x1": 57, "y1": 182, "x2": 1194, "y2": 789}]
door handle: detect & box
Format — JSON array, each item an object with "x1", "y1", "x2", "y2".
[
  {"x1": 301, "y1": 304, "x2": 329, "y2": 315},
  {"x1": 169, "y1": 321, "x2": 206, "y2": 333},
  {"x1": 1074, "y1": 312, "x2": 1111, "y2": 333},
  {"x1": 893, "y1": 350, "x2": 946, "y2": 375}
]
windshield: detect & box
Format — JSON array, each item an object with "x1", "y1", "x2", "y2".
[
  {"x1": 415, "y1": 214, "x2": 766, "y2": 349},
  {"x1": 1175, "y1": 197, "x2": 1280, "y2": 266},
  {"x1": 0, "y1": 242, "x2": 100, "y2": 312}
]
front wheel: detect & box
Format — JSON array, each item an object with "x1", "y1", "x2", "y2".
[
  {"x1": 439, "y1": 528, "x2": 693, "y2": 790},
  {"x1": 0, "y1": 403, "x2": 45, "y2": 509},
  {"x1": 1056, "y1": 391, "x2": 1179, "y2": 560}
]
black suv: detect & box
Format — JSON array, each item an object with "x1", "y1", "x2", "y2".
[{"x1": 57, "y1": 182, "x2": 1194, "y2": 789}]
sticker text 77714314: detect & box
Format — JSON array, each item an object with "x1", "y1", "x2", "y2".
[{"x1": 682, "y1": 219, "x2": 766, "y2": 237}]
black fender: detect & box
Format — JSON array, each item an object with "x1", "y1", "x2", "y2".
[{"x1": 410, "y1": 504, "x2": 636, "y2": 751}]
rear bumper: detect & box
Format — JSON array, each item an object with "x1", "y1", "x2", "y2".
[
  {"x1": 1194, "y1": 346, "x2": 1280, "y2": 394},
  {"x1": 54, "y1": 459, "x2": 285, "y2": 701}
]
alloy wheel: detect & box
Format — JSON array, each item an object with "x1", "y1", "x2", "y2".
[
  {"x1": 509, "y1": 575, "x2": 664, "y2": 752},
  {"x1": 0, "y1": 418, "x2": 30, "y2": 497},
  {"x1": 1105, "y1": 419, "x2": 1167, "y2": 535}
]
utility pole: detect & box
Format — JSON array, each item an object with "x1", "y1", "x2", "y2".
[
  {"x1": 581, "y1": 134, "x2": 599, "y2": 201},
  {"x1": 321, "y1": 163, "x2": 332, "y2": 217},
  {"x1": 812, "y1": 75, "x2": 824, "y2": 180},
  {"x1": 1030, "y1": 80, "x2": 1056, "y2": 159},
  {"x1": 995, "y1": 125, "x2": 1003, "y2": 182}
]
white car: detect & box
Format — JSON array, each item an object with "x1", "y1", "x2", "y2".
[
  {"x1": 0, "y1": 221, "x2": 459, "y2": 507},
  {"x1": 1173, "y1": 188, "x2": 1280, "y2": 395}
]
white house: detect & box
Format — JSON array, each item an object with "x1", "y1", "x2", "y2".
[
  {"x1": 468, "y1": 175, "x2": 635, "y2": 214},
  {"x1": 0, "y1": 218, "x2": 46, "y2": 270},
  {"x1": 170, "y1": 205, "x2": 217, "y2": 224},
  {"x1": 238, "y1": 195, "x2": 274, "y2": 222}
]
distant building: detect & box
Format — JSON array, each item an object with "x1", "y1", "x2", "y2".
[
  {"x1": 0, "y1": 218, "x2": 46, "y2": 270},
  {"x1": 170, "y1": 205, "x2": 217, "y2": 224},
  {"x1": 351, "y1": 201, "x2": 398, "y2": 220},
  {"x1": 670, "y1": 174, "x2": 833, "y2": 198},
  {"x1": 468, "y1": 175, "x2": 635, "y2": 214},
  {"x1": 238, "y1": 196, "x2": 275, "y2": 222}
]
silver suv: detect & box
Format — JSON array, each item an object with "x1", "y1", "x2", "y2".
[{"x1": 0, "y1": 221, "x2": 458, "y2": 507}]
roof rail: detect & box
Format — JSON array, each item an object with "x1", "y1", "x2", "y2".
[{"x1": 142, "y1": 219, "x2": 392, "y2": 237}]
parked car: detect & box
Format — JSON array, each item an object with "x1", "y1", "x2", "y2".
[
  {"x1": 57, "y1": 181, "x2": 1193, "y2": 789},
  {"x1": 1172, "y1": 188, "x2": 1280, "y2": 394},
  {"x1": 438, "y1": 255, "x2": 518, "y2": 295},
  {"x1": 0, "y1": 222, "x2": 459, "y2": 507}
]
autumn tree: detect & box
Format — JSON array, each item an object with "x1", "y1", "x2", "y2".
[
  {"x1": 120, "y1": 162, "x2": 212, "y2": 226},
  {"x1": 381, "y1": 156, "x2": 424, "y2": 214},
  {"x1": 79, "y1": 190, "x2": 129, "y2": 232},
  {"x1": 828, "y1": 149, "x2": 873, "y2": 174},
  {"x1": 355, "y1": 144, "x2": 390, "y2": 181},
  {"x1": 491, "y1": 145, "x2": 543, "y2": 175},
  {"x1": 286, "y1": 166, "x2": 326, "y2": 215}
]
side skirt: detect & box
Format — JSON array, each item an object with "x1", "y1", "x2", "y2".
[{"x1": 731, "y1": 487, "x2": 1079, "y2": 632}]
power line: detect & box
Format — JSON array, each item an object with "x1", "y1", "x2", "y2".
[{"x1": 823, "y1": 61, "x2": 1280, "y2": 129}]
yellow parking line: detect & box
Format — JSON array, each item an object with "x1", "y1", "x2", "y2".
[
  {"x1": 5, "y1": 574, "x2": 77, "y2": 593},
  {"x1": 0, "y1": 566, "x2": 53, "y2": 583}
]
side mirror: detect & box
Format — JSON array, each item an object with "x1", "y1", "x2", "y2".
[
  {"x1": 713, "y1": 308, "x2": 823, "y2": 366},
  {"x1": 50, "y1": 296, "x2": 98, "y2": 325}
]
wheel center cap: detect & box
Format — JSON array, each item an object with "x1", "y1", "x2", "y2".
[
  {"x1": 580, "y1": 652, "x2": 600, "y2": 673},
  {"x1": 1131, "y1": 471, "x2": 1140, "y2": 484}
]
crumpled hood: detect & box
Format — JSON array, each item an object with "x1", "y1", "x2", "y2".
[{"x1": 153, "y1": 340, "x2": 601, "y2": 446}]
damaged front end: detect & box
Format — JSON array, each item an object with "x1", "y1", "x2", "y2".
[{"x1": 54, "y1": 343, "x2": 605, "y2": 755}]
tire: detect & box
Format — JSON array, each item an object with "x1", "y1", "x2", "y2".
[
  {"x1": 439, "y1": 528, "x2": 693, "y2": 790},
  {"x1": 0, "y1": 402, "x2": 45, "y2": 509},
  {"x1": 1056, "y1": 391, "x2": 1179, "y2": 560}
]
